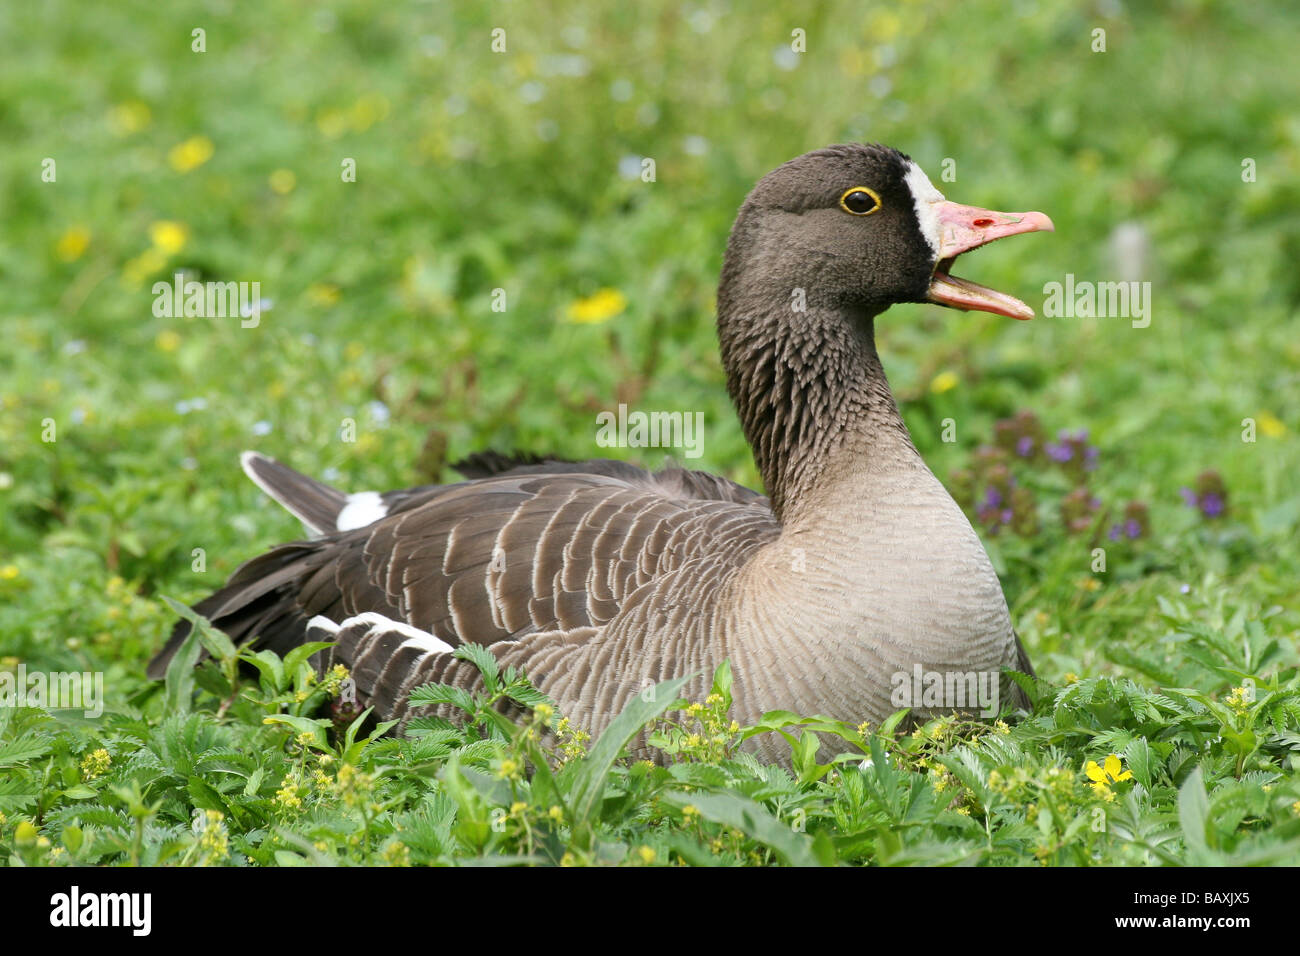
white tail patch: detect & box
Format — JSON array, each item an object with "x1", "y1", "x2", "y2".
[
  {"x1": 343, "y1": 612, "x2": 455, "y2": 655},
  {"x1": 307, "y1": 615, "x2": 341, "y2": 636},
  {"x1": 336, "y1": 491, "x2": 388, "y2": 530}
]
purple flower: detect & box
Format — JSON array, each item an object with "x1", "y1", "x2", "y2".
[
  {"x1": 983, "y1": 487, "x2": 1003, "y2": 509},
  {"x1": 1124, "y1": 519, "x2": 1141, "y2": 539},
  {"x1": 1016, "y1": 436, "x2": 1035, "y2": 457},
  {"x1": 1108, "y1": 525, "x2": 1122, "y2": 541},
  {"x1": 1183, "y1": 470, "x2": 1228, "y2": 520},
  {"x1": 1046, "y1": 442, "x2": 1072, "y2": 463}
]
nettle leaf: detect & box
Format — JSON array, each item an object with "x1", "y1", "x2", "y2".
[
  {"x1": 1126, "y1": 737, "x2": 1154, "y2": 790},
  {"x1": 453, "y1": 643, "x2": 500, "y2": 692},
  {"x1": 408, "y1": 683, "x2": 477, "y2": 715},
  {"x1": 0, "y1": 734, "x2": 52, "y2": 768}
]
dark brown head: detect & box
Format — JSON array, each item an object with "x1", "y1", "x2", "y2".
[
  {"x1": 719, "y1": 143, "x2": 1053, "y2": 319},
  {"x1": 715, "y1": 144, "x2": 1053, "y2": 518}
]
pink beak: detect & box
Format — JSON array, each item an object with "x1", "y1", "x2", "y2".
[{"x1": 926, "y1": 201, "x2": 1054, "y2": 320}]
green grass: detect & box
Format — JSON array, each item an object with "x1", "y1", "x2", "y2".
[{"x1": 2, "y1": 0, "x2": 1298, "y2": 866}]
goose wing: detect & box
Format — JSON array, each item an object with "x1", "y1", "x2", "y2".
[{"x1": 149, "y1": 459, "x2": 777, "y2": 677}]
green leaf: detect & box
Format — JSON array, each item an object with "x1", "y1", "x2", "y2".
[
  {"x1": 187, "y1": 775, "x2": 226, "y2": 814},
  {"x1": 453, "y1": 643, "x2": 500, "y2": 693},
  {"x1": 568, "y1": 674, "x2": 693, "y2": 833},
  {"x1": 1177, "y1": 765, "x2": 1212, "y2": 859},
  {"x1": 163, "y1": 604, "x2": 205, "y2": 714},
  {"x1": 1125, "y1": 736, "x2": 1153, "y2": 790},
  {"x1": 164, "y1": 596, "x2": 236, "y2": 663},
  {"x1": 62, "y1": 825, "x2": 83, "y2": 855},
  {"x1": 661, "y1": 790, "x2": 825, "y2": 867},
  {"x1": 0, "y1": 735, "x2": 52, "y2": 768},
  {"x1": 240, "y1": 649, "x2": 286, "y2": 694},
  {"x1": 282, "y1": 641, "x2": 338, "y2": 678},
  {"x1": 408, "y1": 682, "x2": 477, "y2": 714},
  {"x1": 710, "y1": 660, "x2": 733, "y2": 710},
  {"x1": 262, "y1": 714, "x2": 331, "y2": 749}
]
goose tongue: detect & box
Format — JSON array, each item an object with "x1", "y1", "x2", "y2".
[{"x1": 926, "y1": 202, "x2": 1054, "y2": 320}]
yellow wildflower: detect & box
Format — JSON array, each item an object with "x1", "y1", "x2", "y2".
[
  {"x1": 929, "y1": 370, "x2": 960, "y2": 394},
  {"x1": 1085, "y1": 754, "x2": 1133, "y2": 797},
  {"x1": 307, "y1": 283, "x2": 341, "y2": 307},
  {"x1": 155, "y1": 330, "x2": 181, "y2": 353},
  {"x1": 315, "y1": 108, "x2": 348, "y2": 139},
  {"x1": 1257, "y1": 411, "x2": 1286, "y2": 438},
  {"x1": 349, "y1": 94, "x2": 390, "y2": 131},
  {"x1": 566, "y1": 288, "x2": 627, "y2": 324},
  {"x1": 108, "y1": 101, "x2": 151, "y2": 135},
  {"x1": 55, "y1": 226, "x2": 92, "y2": 262},
  {"x1": 122, "y1": 247, "x2": 168, "y2": 287},
  {"x1": 381, "y1": 840, "x2": 410, "y2": 866},
  {"x1": 80, "y1": 748, "x2": 111, "y2": 780},
  {"x1": 149, "y1": 220, "x2": 189, "y2": 255},
  {"x1": 1224, "y1": 685, "x2": 1253, "y2": 717},
  {"x1": 168, "y1": 135, "x2": 214, "y2": 173},
  {"x1": 0, "y1": 565, "x2": 19, "y2": 581},
  {"x1": 269, "y1": 169, "x2": 297, "y2": 195},
  {"x1": 14, "y1": 821, "x2": 39, "y2": 847},
  {"x1": 198, "y1": 810, "x2": 229, "y2": 860},
  {"x1": 274, "y1": 775, "x2": 304, "y2": 812},
  {"x1": 637, "y1": 845, "x2": 656, "y2": 864}
]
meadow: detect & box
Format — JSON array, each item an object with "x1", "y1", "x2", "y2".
[{"x1": 1, "y1": 0, "x2": 1298, "y2": 866}]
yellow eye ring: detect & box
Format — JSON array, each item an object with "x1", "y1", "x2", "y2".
[{"x1": 839, "y1": 186, "x2": 882, "y2": 216}]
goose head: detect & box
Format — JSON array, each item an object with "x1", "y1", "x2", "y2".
[
  {"x1": 720, "y1": 143, "x2": 1053, "y2": 320},
  {"x1": 716, "y1": 144, "x2": 1053, "y2": 519}
]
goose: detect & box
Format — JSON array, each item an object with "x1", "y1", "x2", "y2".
[{"x1": 151, "y1": 144, "x2": 1053, "y2": 763}]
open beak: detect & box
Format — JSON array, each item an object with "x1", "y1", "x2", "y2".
[{"x1": 926, "y1": 201, "x2": 1054, "y2": 320}]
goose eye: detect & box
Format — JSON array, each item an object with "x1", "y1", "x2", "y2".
[{"x1": 839, "y1": 187, "x2": 882, "y2": 216}]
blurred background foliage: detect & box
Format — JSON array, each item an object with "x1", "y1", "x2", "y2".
[{"x1": 0, "y1": 0, "x2": 1297, "y2": 688}]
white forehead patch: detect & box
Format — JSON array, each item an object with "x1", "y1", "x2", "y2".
[{"x1": 903, "y1": 161, "x2": 945, "y2": 256}]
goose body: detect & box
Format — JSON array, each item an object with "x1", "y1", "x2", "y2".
[{"x1": 153, "y1": 144, "x2": 1051, "y2": 762}]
